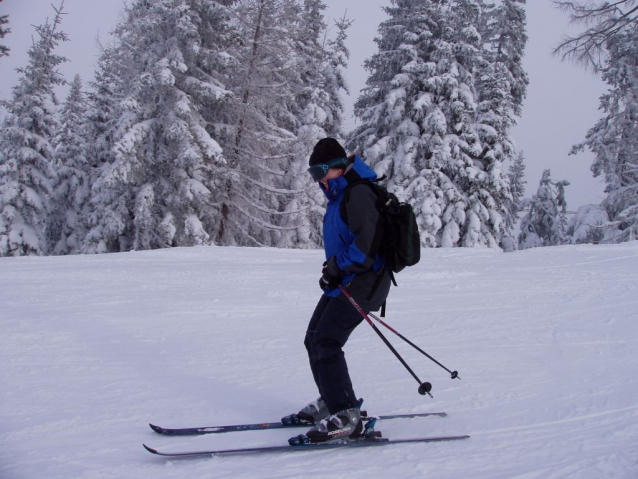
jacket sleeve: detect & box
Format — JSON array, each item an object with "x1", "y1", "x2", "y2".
[{"x1": 331, "y1": 183, "x2": 383, "y2": 275}]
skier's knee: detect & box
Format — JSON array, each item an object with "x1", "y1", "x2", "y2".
[
  {"x1": 315, "y1": 339, "x2": 343, "y2": 364},
  {"x1": 304, "y1": 332, "x2": 314, "y2": 353}
]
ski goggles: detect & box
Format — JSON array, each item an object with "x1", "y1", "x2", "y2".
[{"x1": 307, "y1": 157, "x2": 349, "y2": 182}]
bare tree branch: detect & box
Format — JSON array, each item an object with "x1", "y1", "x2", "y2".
[{"x1": 553, "y1": 0, "x2": 638, "y2": 71}]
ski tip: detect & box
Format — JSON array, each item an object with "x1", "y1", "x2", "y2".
[
  {"x1": 149, "y1": 423, "x2": 163, "y2": 434},
  {"x1": 143, "y1": 444, "x2": 159, "y2": 455}
]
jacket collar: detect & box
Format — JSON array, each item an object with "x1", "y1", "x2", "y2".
[{"x1": 321, "y1": 155, "x2": 376, "y2": 198}]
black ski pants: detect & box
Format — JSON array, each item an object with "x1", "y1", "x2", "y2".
[{"x1": 304, "y1": 295, "x2": 365, "y2": 415}]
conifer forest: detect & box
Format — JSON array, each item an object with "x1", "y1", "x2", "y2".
[{"x1": 1, "y1": 0, "x2": 637, "y2": 257}]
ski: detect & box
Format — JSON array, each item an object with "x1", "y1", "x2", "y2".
[
  {"x1": 149, "y1": 411, "x2": 447, "y2": 436},
  {"x1": 143, "y1": 434, "x2": 469, "y2": 457}
]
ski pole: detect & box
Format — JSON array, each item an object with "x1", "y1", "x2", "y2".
[
  {"x1": 367, "y1": 311, "x2": 460, "y2": 380},
  {"x1": 338, "y1": 286, "x2": 433, "y2": 398}
]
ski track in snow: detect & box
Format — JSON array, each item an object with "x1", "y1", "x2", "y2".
[{"x1": 1, "y1": 243, "x2": 637, "y2": 478}]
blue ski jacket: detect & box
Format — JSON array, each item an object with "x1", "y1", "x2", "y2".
[{"x1": 320, "y1": 156, "x2": 390, "y2": 311}]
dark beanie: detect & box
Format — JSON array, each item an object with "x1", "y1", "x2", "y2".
[{"x1": 308, "y1": 138, "x2": 347, "y2": 166}]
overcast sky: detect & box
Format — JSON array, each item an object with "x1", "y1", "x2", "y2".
[{"x1": 0, "y1": 0, "x2": 607, "y2": 210}]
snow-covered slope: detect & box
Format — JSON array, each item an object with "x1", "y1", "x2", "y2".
[{"x1": 1, "y1": 243, "x2": 637, "y2": 478}]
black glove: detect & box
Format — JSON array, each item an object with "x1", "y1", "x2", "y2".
[{"x1": 319, "y1": 258, "x2": 343, "y2": 290}]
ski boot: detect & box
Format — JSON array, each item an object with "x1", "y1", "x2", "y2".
[
  {"x1": 281, "y1": 397, "x2": 329, "y2": 426},
  {"x1": 303, "y1": 406, "x2": 363, "y2": 443}
]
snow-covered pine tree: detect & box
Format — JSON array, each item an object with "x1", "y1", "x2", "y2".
[
  {"x1": 276, "y1": 0, "x2": 328, "y2": 249},
  {"x1": 569, "y1": 24, "x2": 638, "y2": 243},
  {"x1": 325, "y1": 14, "x2": 351, "y2": 126},
  {"x1": 295, "y1": 3, "x2": 350, "y2": 141},
  {"x1": 279, "y1": 2, "x2": 351, "y2": 248},
  {"x1": 475, "y1": 0, "x2": 529, "y2": 248},
  {"x1": 500, "y1": 149, "x2": 526, "y2": 251},
  {"x1": 482, "y1": 0, "x2": 528, "y2": 116},
  {"x1": 84, "y1": 0, "x2": 233, "y2": 253},
  {"x1": 0, "y1": 0, "x2": 10, "y2": 59},
  {"x1": 216, "y1": 0, "x2": 314, "y2": 247},
  {"x1": 48, "y1": 74, "x2": 90, "y2": 255},
  {"x1": 518, "y1": 169, "x2": 570, "y2": 249},
  {"x1": 296, "y1": 0, "x2": 329, "y2": 138},
  {"x1": 81, "y1": 45, "x2": 126, "y2": 253},
  {"x1": 0, "y1": 3, "x2": 68, "y2": 256},
  {"x1": 555, "y1": 176, "x2": 570, "y2": 241},
  {"x1": 449, "y1": 0, "x2": 512, "y2": 248},
  {"x1": 506, "y1": 150, "x2": 526, "y2": 223},
  {"x1": 348, "y1": 0, "x2": 450, "y2": 247},
  {"x1": 566, "y1": 204, "x2": 609, "y2": 244},
  {"x1": 350, "y1": 0, "x2": 507, "y2": 248},
  {"x1": 84, "y1": 45, "x2": 121, "y2": 177}
]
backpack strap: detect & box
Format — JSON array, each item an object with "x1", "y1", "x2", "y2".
[
  {"x1": 340, "y1": 179, "x2": 370, "y2": 225},
  {"x1": 389, "y1": 270, "x2": 397, "y2": 287},
  {"x1": 339, "y1": 173, "x2": 387, "y2": 224}
]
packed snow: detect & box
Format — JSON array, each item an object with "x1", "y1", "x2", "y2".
[{"x1": 1, "y1": 243, "x2": 637, "y2": 478}]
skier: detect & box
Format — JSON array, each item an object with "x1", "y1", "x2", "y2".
[{"x1": 284, "y1": 138, "x2": 391, "y2": 443}]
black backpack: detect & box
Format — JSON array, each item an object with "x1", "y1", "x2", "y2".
[{"x1": 340, "y1": 178, "x2": 421, "y2": 279}]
